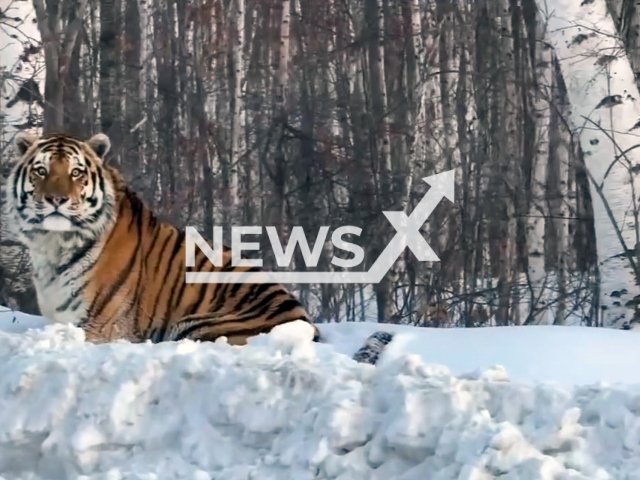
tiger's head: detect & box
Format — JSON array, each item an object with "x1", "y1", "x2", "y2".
[{"x1": 5, "y1": 132, "x2": 118, "y2": 242}]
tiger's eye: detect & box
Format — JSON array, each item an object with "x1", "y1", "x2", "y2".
[
  {"x1": 34, "y1": 167, "x2": 47, "y2": 176},
  {"x1": 71, "y1": 168, "x2": 82, "y2": 178}
]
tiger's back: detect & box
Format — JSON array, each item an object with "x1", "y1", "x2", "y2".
[{"x1": 85, "y1": 182, "x2": 314, "y2": 344}]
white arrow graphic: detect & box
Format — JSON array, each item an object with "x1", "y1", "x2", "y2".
[
  {"x1": 186, "y1": 169, "x2": 455, "y2": 284},
  {"x1": 366, "y1": 169, "x2": 455, "y2": 283}
]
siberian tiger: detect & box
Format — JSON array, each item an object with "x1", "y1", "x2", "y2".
[{"x1": 4, "y1": 131, "x2": 393, "y2": 364}]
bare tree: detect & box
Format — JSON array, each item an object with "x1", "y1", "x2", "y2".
[{"x1": 32, "y1": 0, "x2": 87, "y2": 132}]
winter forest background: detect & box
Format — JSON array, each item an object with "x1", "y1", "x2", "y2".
[{"x1": 2, "y1": 0, "x2": 640, "y2": 330}]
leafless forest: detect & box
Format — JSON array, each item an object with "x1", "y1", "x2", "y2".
[{"x1": 3, "y1": 0, "x2": 640, "y2": 328}]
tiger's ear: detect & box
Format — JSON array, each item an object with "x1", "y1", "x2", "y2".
[
  {"x1": 15, "y1": 131, "x2": 38, "y2": 156},
  {"x1": 87, "y1": 133, "x2": 111, "y2": 159}
]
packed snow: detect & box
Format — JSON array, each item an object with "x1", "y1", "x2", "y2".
[{"x1": 1, "y1": 308, "x2": 640, "y2": 479}]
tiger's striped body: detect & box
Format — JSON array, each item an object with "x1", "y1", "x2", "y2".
[{"x1": 4, "y1": 132, "x2": 392, "y2": 363}]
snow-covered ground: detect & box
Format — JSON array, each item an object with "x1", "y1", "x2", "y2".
[{"x1": 1, "y1": 308, "x2": 640, "y2": 479}]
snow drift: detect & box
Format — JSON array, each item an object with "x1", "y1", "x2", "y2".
[{"x1": 1, "y1": 311, "x2": 640, "y2": 479}]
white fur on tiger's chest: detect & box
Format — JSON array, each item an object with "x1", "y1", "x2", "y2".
[{"x1": 28, "y1": 232, "x2": 100, "y2": 326}]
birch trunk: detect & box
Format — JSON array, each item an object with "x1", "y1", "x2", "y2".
[
  {"x1": 364, "y1": 0, "x2": 397, "y2": 322},
  {"x1": 193, "y1": 15, "x2": 215, "y2": 235},
  {"x1": 495, "y1": 0, "x2": 518, "y2": 326},
  {"x1": 540, "y1": 0, "x2": 640, "y2": 327},
  {"x1": 549, "y1": 58, "x2": 572, "y2": 325},
  {"x1": 123, "y1": 0, "x2": 141, "y2": 184},
  {"x1": 606, "y1": 0, "x2": 640, "y2": 93},
  {"x1": 423, "y1": 0, "x2": 444, "y2": 275},
  {"x1": 436, "y1": 0, "x2": 460, "y2": 175},
  {"x1": 243, "y1": 5, "x2": 259, "y2": 225},
  {"x1": 401, "y1": 0, "x2": 419, "y2": 212},
  {"x1": 228, "y1": 0, "x2": 244, "y2": 224},
  {"x1": 527, "y1": 17, "x2": 552, "y2": 325},
  {"x1": 271, "y1": 0, "x2": 291, "y2": 237},
  {"x1": 334, "y1": 0, "x2": 355, "y2": 179},
  {"x1": 275, "y1": 0, "x2": 291, "y2": 117},
  {"x1": 365, "y1": 0, "x2": 392, "y2": 199}
]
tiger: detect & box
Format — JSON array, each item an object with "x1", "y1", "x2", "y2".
[{"x1": 4, "y1": 131, "x2": 393, "y2": 364}]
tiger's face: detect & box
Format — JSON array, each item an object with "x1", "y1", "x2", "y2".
[{"x1": 5, "y1": 132, "x2": 117, "y2": 241}]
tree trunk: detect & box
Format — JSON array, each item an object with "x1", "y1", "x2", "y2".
[
  {"x1": 99, "y1": 0, "x2": 118, "y2": 142},
  {"x1": 549, "y1": 57, "x2": 572, "y2": 325},
  {"x1": 153, "y1": 0, "x2": 178, "y2": 210},
  {"x1": 228, "y1": 0, "x2": 244, "y2": 225},
  {"x1": 271, "y1": 0, "x2": 292, "y2": 237},
  {"x1": 123, "y1": 0, "x2": 141, "y2": 185},
  {"x1": 365, "y1": 0, "x2": 396, "y2": 322},
  {"x1": 526, "y1": 15, "x2": 552, "y2": 325},
  {"x1": 540, "y1": 0, "x2": 640, "y2": 327},
  {"x1": 606, "y1": 0, "x2": 640, "y2": 93},
  {"x1": 32, "y1": 0, "x2": 87, "y2": 133}
]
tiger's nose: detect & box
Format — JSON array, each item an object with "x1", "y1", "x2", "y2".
[{"x1": 44, "y1": 196, "x2": 69, "y2": 207}]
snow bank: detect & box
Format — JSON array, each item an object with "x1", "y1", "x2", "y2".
[{"x1": 1, "y1": 311, "x2": 640, "y2": 479}]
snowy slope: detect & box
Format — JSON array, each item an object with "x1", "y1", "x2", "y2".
[
  {"x1": 1, "y1": 310, "x2": 640, "y2": 479},
  {"x1": 321, "y1": 322, "x2": 640, "y2": 386}
]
